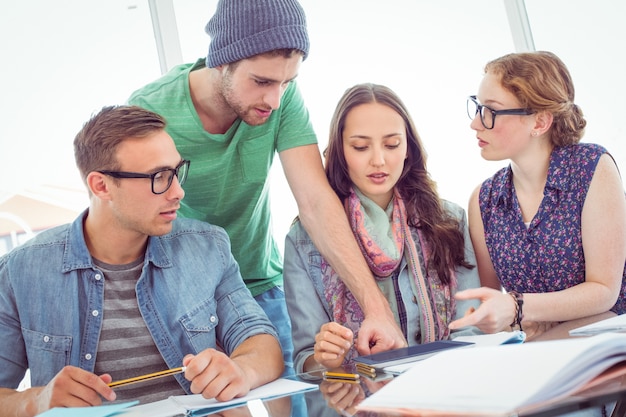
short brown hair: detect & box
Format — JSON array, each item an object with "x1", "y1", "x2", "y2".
[{"x1": 73, "y1": 105, "x2": 166, "y2": 183}]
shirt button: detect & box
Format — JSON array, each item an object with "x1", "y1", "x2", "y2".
[
  {"x1": 92, "y1": 310, "x2": 99, "y2": 317},
  {"x1": 43, "y1": 336, "x2": 50, "y2": 343},
  {"x1": 210, "y1": 316, "x2": 216, "y2": 323},
  {"x1": 85, "y1": 353, "x2": 92, "y2": 360},
  {"x1": 94, "y1": 274, "x2": 102, "y2": 281}
]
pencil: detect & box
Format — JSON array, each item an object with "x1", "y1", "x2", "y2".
[
  {"x1": 322, "y1": 371, "x2": 360, "y2": 381},
  {"x1": 108, "y1": 366, "x2": 186, "y2": 388},
  {"x1": 322, "y1": 371, "x2": 361, "y2": 384}
]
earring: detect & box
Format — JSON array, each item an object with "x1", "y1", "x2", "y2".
[{"x1": 531, "y1": 131, "x2": 538, "y2": 137}]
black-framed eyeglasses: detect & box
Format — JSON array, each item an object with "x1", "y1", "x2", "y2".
[
  {"x1": 467, "y1": 95, "x2": 534, "y2": 129},
  {"x1": 98, "y1": 159, "x2": 190, "y2": 195}
]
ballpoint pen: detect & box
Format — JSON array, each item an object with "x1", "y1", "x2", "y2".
[{"x1": 108, "y1": 366, "x2": 186, "y2": 388}]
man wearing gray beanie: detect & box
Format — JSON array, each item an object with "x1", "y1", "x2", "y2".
[{"x1": 129, "y1": 0, "x2": 406, "y2": 378}]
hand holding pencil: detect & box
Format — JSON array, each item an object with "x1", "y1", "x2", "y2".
[{"x1": 314, "y1": 322, "x2": 354, "y2": 369}]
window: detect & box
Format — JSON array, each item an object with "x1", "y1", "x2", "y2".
[{"x1": 1, "y1": 1, "x2": 624, "y2": 252}]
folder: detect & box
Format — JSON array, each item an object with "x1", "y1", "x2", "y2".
[{"x1": 354, "y1": 340, "x2": 474, "y2": 377}]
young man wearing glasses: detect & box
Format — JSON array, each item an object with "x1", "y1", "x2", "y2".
[
  {"x1": 0, "y1": 105, "x2": 283, "y2": 416},
  {"x1": 128, "y1": 0, "x2": 407, "y2": 376}
]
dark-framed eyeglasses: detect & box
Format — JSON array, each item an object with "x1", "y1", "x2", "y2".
[
  {"x1": 98, "y1": 159, "x2": 190, "y2": 195},
  {"x1": 467, "y1": 95, "x2": 534, "y2": 129}
]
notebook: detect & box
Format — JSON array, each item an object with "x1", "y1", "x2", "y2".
[{"x1": 354, "y1": 340, "x2": 474, "y2": 377}]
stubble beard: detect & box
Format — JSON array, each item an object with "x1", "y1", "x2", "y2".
[{"x1": 220, "y1": 73, "x2": 270, "y2": 127}]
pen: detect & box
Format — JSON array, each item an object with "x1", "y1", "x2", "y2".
[{"x1": 108, "y1": 366, "x2": 186, "y2": 388}]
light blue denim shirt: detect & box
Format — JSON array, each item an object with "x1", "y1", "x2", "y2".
[
  {"x1": 0, "y1": 211, "x2": 278, "y2": 393},
  {"x1": 284, "y1": 200, "x2": 482, "y2": 374}
]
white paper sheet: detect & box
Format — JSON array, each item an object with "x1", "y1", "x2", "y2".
[{"x1": 120, "y1": 378, "x2": 317, "y2": 417}]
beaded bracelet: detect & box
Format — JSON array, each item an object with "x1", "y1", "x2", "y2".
[{"x1": 508, "y1": 291, "x2": 524, "y2": 331}]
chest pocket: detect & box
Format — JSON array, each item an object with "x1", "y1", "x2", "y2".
[
  {"x1": 179, "y1": 299, "x2": 219, "y2": 353},
  {"x1": 238, "y1": 133, "x2": 275, "y2": 184},
  {"x1": 22, "y1": 328, "x2": 72, "y2": 386}
]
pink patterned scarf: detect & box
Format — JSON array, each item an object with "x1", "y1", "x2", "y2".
[{"x1": 322, "y1": 188, "x2": 455, "y2": 363}]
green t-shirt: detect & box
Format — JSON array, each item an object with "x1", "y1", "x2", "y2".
[{"x1": 128, "y1": 59, "x2": 317, "y2": 296}]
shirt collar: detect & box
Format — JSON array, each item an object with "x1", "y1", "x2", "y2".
[
  {"x1": 63, "y1": 209, "x2": 172, "y2": 272},
  {"x1": 493, "y1": 147, "x2": 567, "y2": 208}
]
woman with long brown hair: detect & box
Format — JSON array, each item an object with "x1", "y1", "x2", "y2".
[{"x1": 284, "y1": 83, "x2": 481, "y2": 375}]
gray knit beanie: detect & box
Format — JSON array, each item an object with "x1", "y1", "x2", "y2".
[{"x1": 205, "y1": 0, "x2": 310, "y2": 68}]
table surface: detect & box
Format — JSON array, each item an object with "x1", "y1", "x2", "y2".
[
  {"x1": 181, "y1": 370, "x2": 626, "y2": 417},
  {"x1": 128, "y1": 312, "x2": 626, "y2": 417}
]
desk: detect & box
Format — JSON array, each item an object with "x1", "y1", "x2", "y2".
[
  {"x1": 120, "y1": 314, "x2": 626, "y2": 417},
  {"x1": 170, "y1": 368, "x2": 626, "y2": 417},
  {"x1": 528, "y1": 312, "x2": 617, "y2": 342}
]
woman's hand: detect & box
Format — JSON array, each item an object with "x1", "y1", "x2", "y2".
[
  {"x1": 314, "y1": 322, "x2": 354, "y2": 369},
  {"x1": 320, "y1": 379, "x2": 364, "y2": 416},
  {"x1": 448, "y1": 287, "x2": 518, "y2": 334}
]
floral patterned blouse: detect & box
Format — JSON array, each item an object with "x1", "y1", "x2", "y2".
[{"x1": 479, "y1": 143, "x2": 626, "y2": 314}]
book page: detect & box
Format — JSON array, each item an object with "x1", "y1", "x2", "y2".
[
  {"x1": 358, "y1": 333, "x2": 626, "y2": 415},
  {"x1": 122, "y1": 378, "x2": 317, "y2": 417},
  {"x1": 36, "y1": 402, "x2": 139, "y2": 417}
]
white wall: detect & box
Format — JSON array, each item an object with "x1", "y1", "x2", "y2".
[{"x1": 1, "y1": 0, "x2": 624, "y2": 250}]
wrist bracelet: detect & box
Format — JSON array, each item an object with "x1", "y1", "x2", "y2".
[{"x1": 508, "y1": 291, "x2": 524, "y2": 331}]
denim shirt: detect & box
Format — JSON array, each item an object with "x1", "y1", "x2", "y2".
[
  {"x1": 283, "y1": 200, "x2": 482, "y2": 374},
  {"x1": 0, "y1": 211, "x2": 277, "y2": 392}
]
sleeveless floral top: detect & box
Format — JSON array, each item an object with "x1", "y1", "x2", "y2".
[{"x1": 479, "y1": 143, "x2": 626, "y2": 314}]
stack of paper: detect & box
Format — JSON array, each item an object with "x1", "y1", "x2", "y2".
[{"x1": 357, "y1": 333, "x2": 626, "y2": 416}]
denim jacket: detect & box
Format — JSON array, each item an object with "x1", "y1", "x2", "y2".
[
  {"x1": 283, "y1": 200, "x2": 482, "y2": 374},
  {"x1": 0, "y1": 211, "x2": 277, "y2": 392}
]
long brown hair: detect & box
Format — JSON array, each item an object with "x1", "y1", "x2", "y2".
[
  {"x1": 325, "y1": 83, "x2": 473, "y2": 284},
  {"x1": 485, "y1": 51, "x2": 586, "y2": 147}
]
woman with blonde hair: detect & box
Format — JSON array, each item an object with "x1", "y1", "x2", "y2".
[{"x1": 450, "y1": 51, "x2": 626, "y2": 343}]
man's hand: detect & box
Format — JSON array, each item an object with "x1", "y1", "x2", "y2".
[
  {"x1": 356, "y1": 314, "x2": 407, "y2": 356},
  {"x1": 183, "y1": 349, "x2": 251, "y2": 402},
  {"x1": 314, "y1": 322, "x2": 353, "y2": 369},
  {"x1": 24, "y1": 366, "x2": 115, "y2": 416}
]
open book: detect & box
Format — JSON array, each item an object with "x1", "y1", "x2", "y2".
[
  {"x1": 357, "y1": 333, "x2": 626, "y2": 416},
  {"x1": 38, "y1": 378, "x2": 317, "y2": 417},
  {"x1": 121, "y1": 378, "x2": 317, "y2": 416}
]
